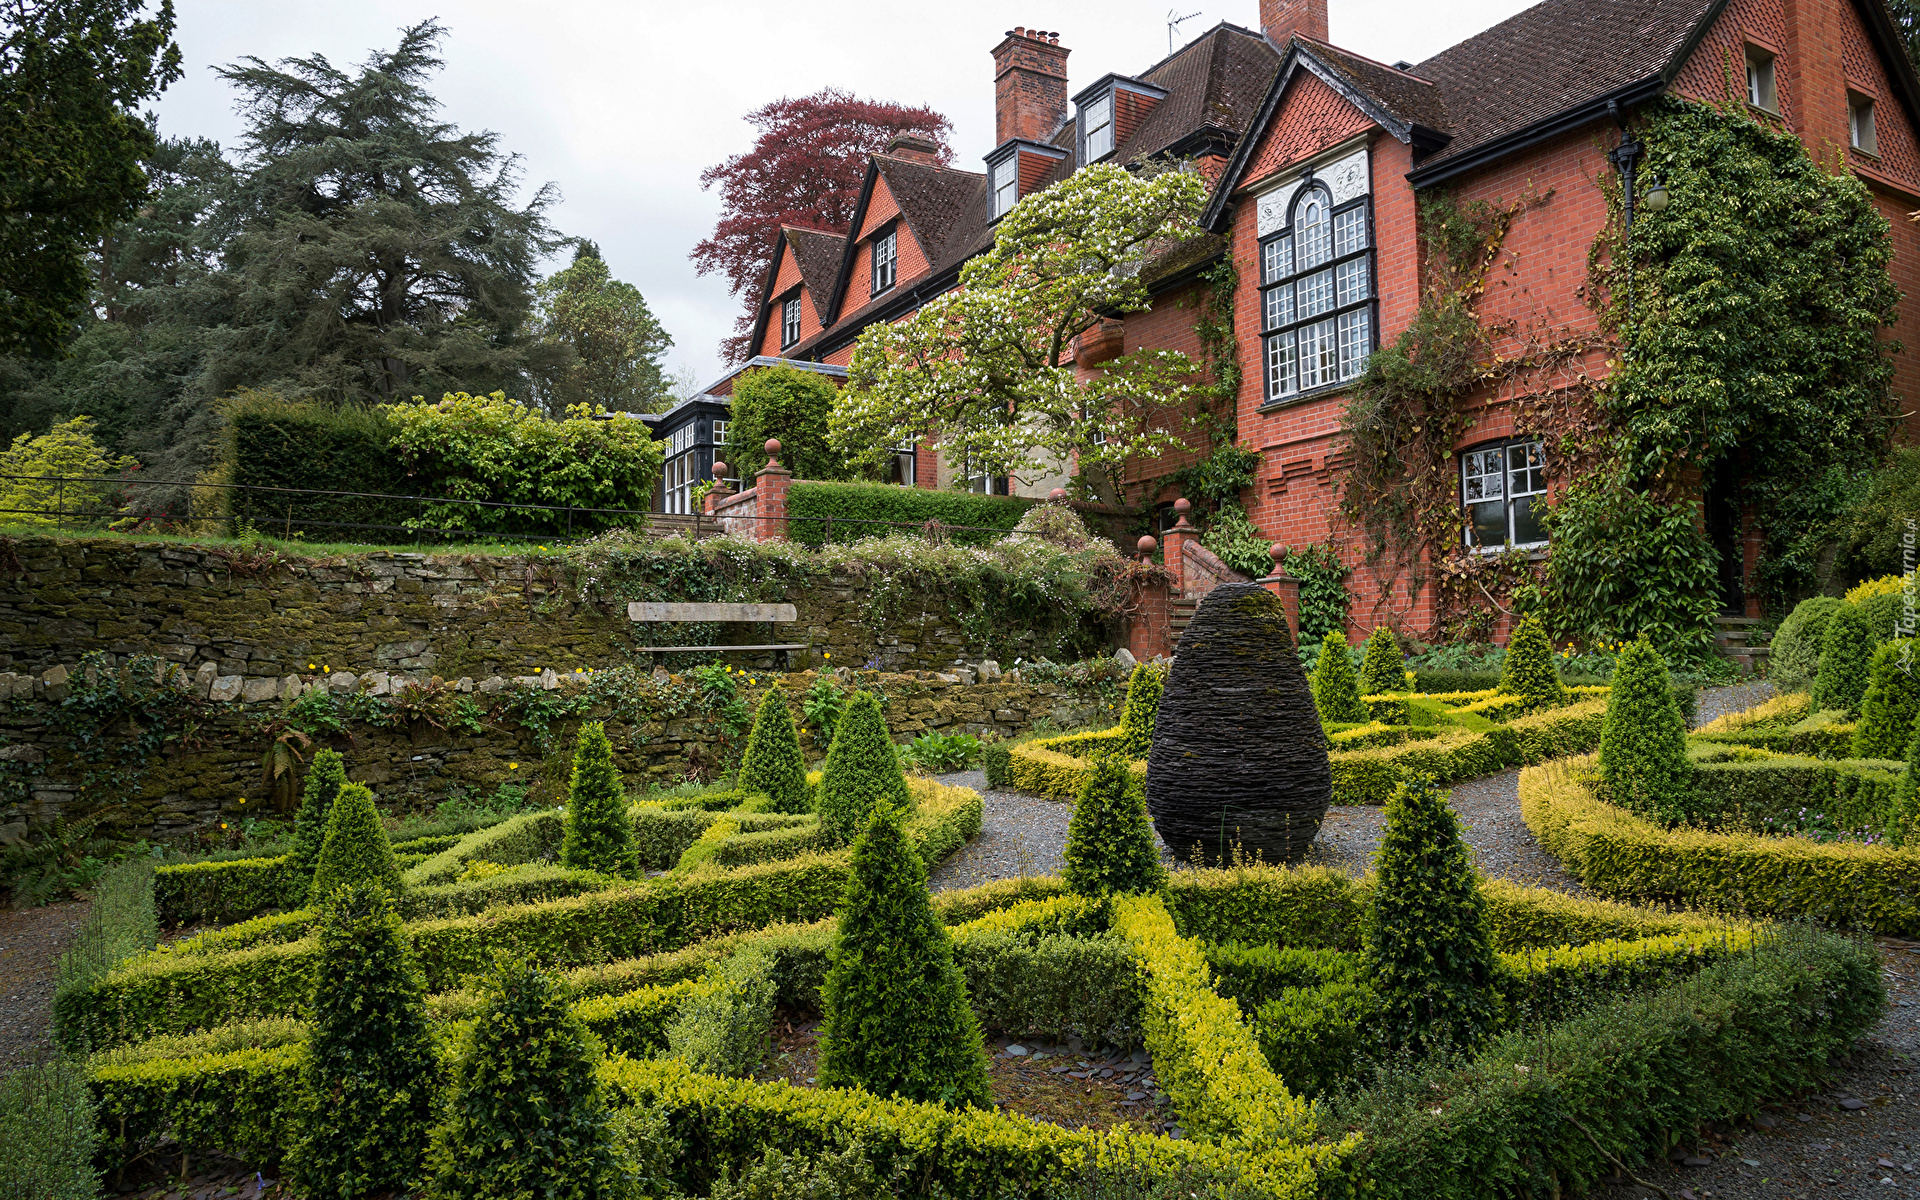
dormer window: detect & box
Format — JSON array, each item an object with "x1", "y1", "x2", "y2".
[
  {"x1": 871, "y1": 227, "x2": 897, "y2": 295},
  {"x1": 780, "y1": 294, "x2": 802, "y2": 349},
  {"x1": 1082, "y1": 93, "x2": 1113, "y2": 161},
  {"x1": 1746, "y1": 46, "x2": 1777, "y2": 112},
  {"x1": 1851, "y1": 92, "x2": 1878, "y2": 154},
  {"x1": 991, "y1": 155, "x2": 1018, "y2": 218}
]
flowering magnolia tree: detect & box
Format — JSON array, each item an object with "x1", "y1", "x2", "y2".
[{"x1": 830, "y1": 163, "x2": 1209, "y2": 483}]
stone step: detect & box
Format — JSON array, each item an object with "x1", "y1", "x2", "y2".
[{"x1": 1714, "y1": 615, "x2": 1763, "y2": 627}]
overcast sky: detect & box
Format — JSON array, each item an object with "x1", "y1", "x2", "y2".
[{"x1": 150, "y1": 0, "x2": 1539, "y2": 392}]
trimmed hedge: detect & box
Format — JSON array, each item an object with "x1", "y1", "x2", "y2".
[
  {"x1": 1326, "y1": 699, "x2": 1608, "y2": 805},
  {"x1": 785, "y1": 481, "x2": 1039, "y2": 547},
  {"x1": 153, "y1": 856, "x2": 304, "y2": 928},
  {"x1": 1524, "y1": 754, "x2": 1920, "y2": 933},
  {"x1": 405, "y1": 810, "x2": 567, "y2": 887},
  {"x1": 1693, "y1": 756, "x2": 1903, "y2": 836}
]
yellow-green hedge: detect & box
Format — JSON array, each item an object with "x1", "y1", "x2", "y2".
[
  {"x1": 1328, "y1": 698, "x2": 1607, "y2": 804},
  {"x1": 1111, "y1": 893, "x2": 1315, "y2": 1146},
  {"x1": 1523, "y1": 755, "x2": 1920, "y2": 933},
  {"x1": 1005, "y1": 741, "x2": 1147, "y2": 799}
]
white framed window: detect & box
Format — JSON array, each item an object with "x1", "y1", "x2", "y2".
[
  {"x1": 1746, "y1": 47, "x2": 1777, "y2": 112},
  {"x1": 712, "y1": 420, "x2": 727, "y2": 447},
  {"x1": 780, "y1": 295, "x2": 801, "y2": 348},
  {"x1": 663, "y1": 449, "x2": 690, "y2": 514},
  {"x1": 1461, "y1": 439, "x2": 1548, "y2": 551},
  {"x1": 1259, "y1": 186, "x2": 1375, "y2": 403},
  {"x1": 1851, "y1": 92, "x2": 1878, "y2": 154},
  {"x1": 1082, "y1": 93, "x2": 1113, "y2": 161},
  {"x1": 871, "y1": 228, "x2": 897, "y2": 294},
  {"x1": 991, "y1": 156, "x2": 1018, "y2": 218}
]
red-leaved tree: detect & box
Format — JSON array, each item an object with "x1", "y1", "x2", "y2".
[{"x1": 693, "y1": 88, "x2": 952, "y2": 364}]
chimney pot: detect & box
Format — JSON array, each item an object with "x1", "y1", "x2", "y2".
[
  {"x1": 992, "y1": 26, "x2": 1070, "y2": 146},
  {"x1": 884, "y1": 133, "x2": 941, "y2": 164},
  {"x1": 1261, "y1": 0, "x2": 1328, "y2": 44}
]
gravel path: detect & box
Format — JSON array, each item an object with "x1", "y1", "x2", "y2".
[
  {"x1": 0, "y1": 900, "x2": 88, "y2": 1068},
  {"x1": 926, "y1": 769, "x2": 1174, "y2": 891}
]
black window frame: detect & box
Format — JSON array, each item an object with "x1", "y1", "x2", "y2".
[
  {"x1": 870, "y1": 225, "x2": 898, "y2": 295},
  {"x1": 1257, "y1": 182, "x2": 1377, "y2": 409},
  {"x1": 779, "y1": 293, "x2": 802, "y2": 349},
  {"x1": 1459, "y1": 437, "x2": 1549, "y2": 553}
]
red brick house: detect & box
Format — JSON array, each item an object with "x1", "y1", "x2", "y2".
[{"x1": 719, "y1": 0, "x2": 1920, "y2": 634}]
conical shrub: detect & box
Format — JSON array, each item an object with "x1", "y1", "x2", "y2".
[
  {"x1": 1119, "y1": 663, "x2": 1164, "y2": 760},
  {"x1": 815, "y1": 692, "x2": 911, "y2": 845},
  {"x1": 1497, "y1": 615, "x2": 1567, "y2": 709},
  {"x1": 1311, "y1": 631, "x2": 1368, "y2": 723},
  {"x1": 1597, "y1": 636, "x2": 1695, "y2": 824},
  {"x1": 1812, "y1": 602, "x2": 1874, "y2": 717},
  {"x1": 426, "y1": 957, "x2": 625, "y2": 1200},
  {"x1": 816, "y1": 806, "x2": 992, "y2": 1108},
  {"x1": 1359, "y1": 627, "x2": 1408, "y2": 695},
  {"x1": 310, "y1": 783, "x2": 402, "y2": 900},
  {"x1": 560, "y1": 722, "x2": 635, "y2": 876},
  {"x1": 289, "y1": 749, "x2": 347, "y2": 885},
  {"x1": 1063, "y1": 754, "x2": 1165, "y2": 897},
  {"x1": 1856, "y1": 640, "x2": 1920, "y2": 759},
  {"x1": 738, "y1": 690, "x2": 809, "y2": 813},
  {"x1": 288, "y1": 883, "x2": 439, "y2": 1199},
  {"x1": 1362, "y1": 772, "x2": 1498, "y2": 1057}
]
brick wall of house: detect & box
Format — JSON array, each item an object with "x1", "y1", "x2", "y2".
[
  {"x1": 758, "y1": 245, "x2": 825, "y2": 357},
  {"x1": 852, "y1": 175, "x2": 934, "y2": 291}
]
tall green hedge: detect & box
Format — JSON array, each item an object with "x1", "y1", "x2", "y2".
[
  {"x1": 1814, "y1": 603, "x2": 1875, "y2": 717},
  {"x1": 220, "y1": 393, "x2": 410, "y2": 535},
  {"x1": 1598, "y1": 637, "x2": 1695, "y2": 823},
  {"x1": 1855, "y1": 639, "x2": 1920, "y2": 759},
  {"x1": 786, "y1": 482, "x2": 1039, "y2": 547}
]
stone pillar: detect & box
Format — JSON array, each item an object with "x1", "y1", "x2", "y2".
[
  {"x1": 703, "y1": 461, "x2": 732, "y2": 516},
  {"x1": 1256, "y1": 543, "x2": 1302, "y2": 642},
  {"x1": 1161, "y1": 498, "x2": 1196, "y2": 598},
  {"x1": 755, "y1": 439, "x2": 793, "y2": 543},
  {"x1": 1128, "y1": 536, "x2": 1174, "y2": 660}
]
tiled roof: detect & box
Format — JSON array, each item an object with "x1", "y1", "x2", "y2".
[
  {"x1": 1409, "y1": 0, "x2": 1717, "y2": 168},
  {"x1": 870, "y1": 153, "x2": 986, "y2": 268},
  {"x1": 1298, "y1": 38, "x2": 1450, "y2": 136},
  {"x1": 783, "y1": 226, "x2": 846, "y2": 299}
]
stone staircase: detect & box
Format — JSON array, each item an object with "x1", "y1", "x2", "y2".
[
  {"x1": 1714, "y1": 615, "x2": 1769, "y2": 677},
  {"x1": 1171, "y1": 598, "x2": 1198, "y2": 644}
]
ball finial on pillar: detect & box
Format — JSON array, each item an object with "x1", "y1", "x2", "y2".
[
  {"x1": 1269, "y1": 542, "x2": 1286, "y2": 569},
  {"x1": 764, "y1": 438, "x2": 781, "y2": 464},
  {"x1": 1172, "y1": 497, "x2": 1192, "y2": 527},
  {"x1": 1048, "y1": 488, "x2": 1067, "y2": 501},
  {"x1": 711, "y1": 462, "x2": 728, "y2": 479},
  {"x1": 1137, "y1": 535, "x2": 1158, "y2": 558}
]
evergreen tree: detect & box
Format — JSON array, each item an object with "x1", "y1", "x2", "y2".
[
  {"x1": 737, "y1": 690, "x2": 810, "y2": 814},
  {"x1": 1358, "y1": 627, "x2": 1408, "y2": 695},
  {"x1": 426, "y1": 956, "x2": 625, "y2": 1200},
  {"x1": 310, "y1": 783, "x2": 403, "y2": 900},
  {"x1": 287, "y1": 883, "x2": 439, "y2": 1199},
  {"x1": 1062, "y1": 754, "x2": 1165, "y2": 897},
  {"x1": 1597, "y1": 636, "x2": 1696, "y2": 824},
  {"x1": 1891, "y1": 721, "x2": 1920, "y2": 846},
  {"x1": 288, "y1": 748, "x2": 347, "y2": 885},
  {"x1": 1362, "y1": 773, "x2": 1499, "y2": 1057},
  {"x1": 528, "y1": 243, "x2": 674, "y2": 416},
  {"x1": 722, "y1": 363, "x2": 852, "y2": 482},
  {"x1": 560, "y1": 722, "x2": 635, "y2": 876},
  {"x1": 1310, "y1": 631, "x2": 1368, "y2": 723},
  {"x1": 815, "y1": 692, "x2": 911, "y2": 844},
  {"x1": 816, "y1": 806, "x2": 992, "y2": 1108},
  {"x1": 1118, "y1": 663, "x2": 1164, "y2": 760},
  {"x1": 1813, "y1": 603, "x2": 1876, "y2": 717},
  {"x1": 1855, "y1": 639, "x2": 1920, "y2": 759},
  {"x1": 1498, "y1": 616, "x2": 1567, "y2": 708}
]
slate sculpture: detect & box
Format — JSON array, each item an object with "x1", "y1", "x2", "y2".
[{"x1": 1145, "y1": 582, "x2": 1332, "y2": 864}]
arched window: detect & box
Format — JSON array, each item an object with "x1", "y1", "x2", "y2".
[{"x1": 1258, "y1": 182, "x2": 1375, "y2": 404}]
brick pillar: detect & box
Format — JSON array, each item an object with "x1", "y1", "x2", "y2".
[
  {"x1": 755, "y1": 439, "x2": 792, "y2": 542},
  {"x1": 702, "y1": 460, "x2": 732, "y2": 516},
  {"x1": 1741, "y1": 505, "x2": 1764, "y2": 618},
  {"x1": 1257, "y1": 543, "x2": 1301, "y2": 642},
  {"x1": 1161, "y1": 498, "x2": 1195, "y2": 598},
  {"x1": 1128, "y1": 536, "x2": 1174, "y2": 659}
]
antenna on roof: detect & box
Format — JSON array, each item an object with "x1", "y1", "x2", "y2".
[{"x1": 1167, "y1": 8, "x2": 1202, "y2": 54}]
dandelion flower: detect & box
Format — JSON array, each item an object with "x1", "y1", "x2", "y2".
[
  {"x1": 220, "y1": 822, "x2": 228, "y2": 830},
  {"x1": 307, "y1": 663, "x2": 316, "y2": 670},
  {"x1": 508, "y1": 762, "x2": 519, "y2": 770}
]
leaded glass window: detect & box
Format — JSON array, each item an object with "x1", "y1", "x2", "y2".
[{"x1": 1258, "y1": 185, "x2": 1374, "y2": 403}]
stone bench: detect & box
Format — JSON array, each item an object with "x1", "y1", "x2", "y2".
[{"x1": 627, "y1": 601, "x2": 807, "y2": 669}]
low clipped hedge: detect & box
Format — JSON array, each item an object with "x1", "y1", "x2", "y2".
[
  {"x1": 1691, "y1": 692, "x2": 1859, "y2": 759},
  {"x1": 785, "y1": 481, "x2": 1039, "y2": 547},
  {"x1": 152, "y1": 856, "x2": 304, "y2": 928},
  {"x1": 1524, "y1": 755, "x2": 1920, "y2": 933},
  {"x1": 1326, "y1": 699, "x2": 1607, "y2": 805},
  {"x1": 404, "y1": 809, "x2": 566, "y2": 886},
  {"x1": 632, "y1": 807, "x2": 816, "y2": 870},
  {"x1": 1693, "y1": 755, "x2": 1904, "y2": 834}
]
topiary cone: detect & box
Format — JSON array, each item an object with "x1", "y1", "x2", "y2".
[
  {"x1": 310, "y1": 783, "x2": 403, "y2": 901},
  {"x1": 1856, "y1": 639, "x2": 1920, "y2": 759},
  {"x1": 1597, "y1": 636, "x2": 1696, "y2": 824},
  {"x1": 1311, "y1": 630, "x2": 1368, "y2": 723},
  {"x1": 816, "y1": 805, "x2": 992, "y2": 1108},
  {"x1": 1063, "y1": 754, "x2": 1165, "y2": 897},
  {"x1": 1358, "y1": 627, "x2": 1407, "y2": 696},
  {"x1": 290, "y1": 748, "x2": 347, "y2": 888},
  {"x1": 560, "y1": 722, "x2": 635, "y2": 876},
  {"x1": 1145, "y1": 582, "x2": 1331, "y2": 865},
  {"x1": 1363, "y1": 772, "x2": 1499, "y2": 1057},
  {"x1": 1812, "y1": 602, "x2": 1874, "y2": 717},
  {"x1": 1498, "y1": 615, "x2": 1567, "y2": 709},
  {"x1": 1118, "y1": 663, "x2": 1164, "y2": 760},
  {"x1": 426, "y1": 956, "x2": 625, "y2": 1199},
  {"x1": 738, "y1": 689, "x2": 810, "y2": 813},
  {"x1": 815, "y1": 692, "x2": 911, "y2": 844},
  {"x1": 288, "y1": 882, "x2": 439, "y2": 1199}
]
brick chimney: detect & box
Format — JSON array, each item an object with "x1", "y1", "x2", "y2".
[
  {"x1": 992, "y1": 27, "x2": 1069, "y2": 145},
  {"x1": 1261, "y1": 0, "x2": 1328, "y2": 44},
  {"x1": 884, "y1": 134, "x2": 941, "y2": 165}
]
